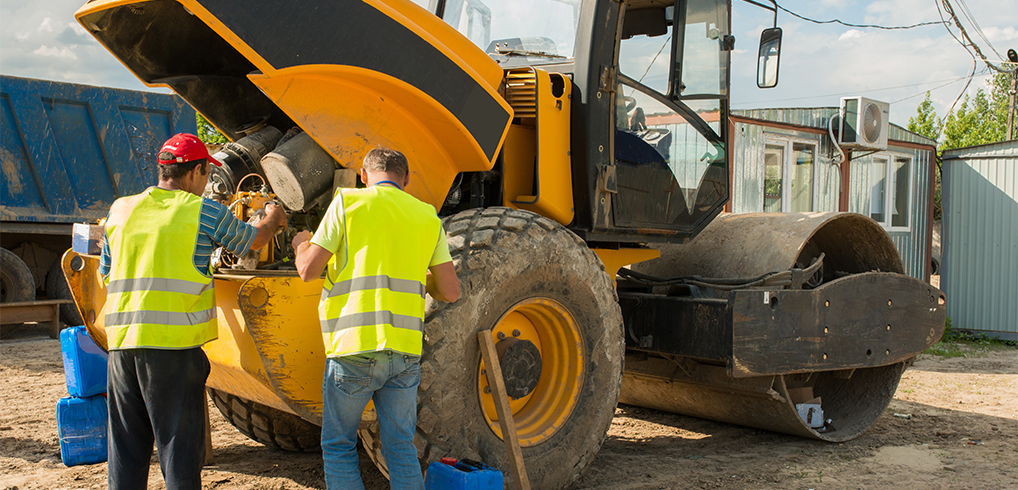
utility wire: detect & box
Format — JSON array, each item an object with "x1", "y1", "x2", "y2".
[
  {"x1": 637, "y1": 34, "x2": 671, "y2": 86},
  {"x1": 940, "y1": 0, "x2": 1016, "y2": 75},
  {"x1": 731, "y1": 73, "x2": 991, "y2": 107},
  {"x1": 954, "y1": 0, "x2": 1004, "y2": 61},
  {"x1": 773, "y1": 1, "x2": 946, "y2": 30},
  {"x1": 889, "y1": 73, "x2": 976, "y2": 105},
  {"x1": 935, "y1": 0, "x2": 979, "y2": 116}
]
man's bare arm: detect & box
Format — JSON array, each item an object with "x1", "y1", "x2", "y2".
[
  {"x1": 427, "y1": 261, "x2": 459, "y2": 303},
  {"x1": 293, "y1": 230, "x2": 333, "y2": 282}
]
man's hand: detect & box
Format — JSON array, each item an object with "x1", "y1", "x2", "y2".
[
  {"x1": 264, "y1": 202, "x2": 287, "y2": 232},
  {"x1": 250, "y1": 202, "x2": 287, "y2": 250},
  {"x1": 292, "y1": 230, "x2": 313, "y2": 253}
]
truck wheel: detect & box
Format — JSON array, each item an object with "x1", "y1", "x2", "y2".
[
  {"x1": 207, "y1": 387, "x2": 321, "y2": 452},
  {"x1": 358, "y1": 208, "x2": 623, "y2": 490},
  {"x1": 47, "y1": 260, "x2": 84, "y2": 326},
  {"x1": 1, "y1": 248, "x2": 35, "y2": 304}
]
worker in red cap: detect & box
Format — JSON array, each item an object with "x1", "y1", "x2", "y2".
[{"x1": 98, "y1": 133, "x2": 286, "y2": 489}]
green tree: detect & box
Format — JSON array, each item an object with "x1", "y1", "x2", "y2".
[
  {"x1": 197, "y1": 113, "x2": 228, "y2": 144},
  {"x1": 915, "y1": 73, "x2": 1016, "y2": 221},
  {"x1": 907, "y1": 92, "x2": 945, "y2": 219},
  {"x1": 941, "y1": 73, "x2": 1012, "y2": 151},
  {"x1": 990, "y1": 71, "x2": 1016, "y2": 141},
  {"x1": 907, "y1": 92, "x2": 942, "y2": 142}
]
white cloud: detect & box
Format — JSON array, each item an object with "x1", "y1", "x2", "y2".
[
  {"x1": 816, "y1": 0, "x2": 846, "y2": 9},
  {"x1": 1, "y1": 0, "x2": 1014, "y2": 127},
  {"x1": 66, "y1": 21, "x2": 87, "y2": 36},
  {"x1": 731, "y1": 0, "x2": 1017, "y2": 125},
  {"x1": 1, "y1": 0, "x2": 152, "y2": 91},
  {"x1": 839, "y1": 29, "x2": 865, "y2": 41},
  {"x1": 865, "y1": 0, "x2": 940, "y2": 27},
  {"x1": 32, "y1": 45, "x2": 77, "y2": 60}
]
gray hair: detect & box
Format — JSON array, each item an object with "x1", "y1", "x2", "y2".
[{"x1": 362, "y1": 148, "x2": 408, "y2": 179}]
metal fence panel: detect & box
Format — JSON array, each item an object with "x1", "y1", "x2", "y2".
[{"x1": 941, "y1": 141, "x2": 1018, "y2": 340}]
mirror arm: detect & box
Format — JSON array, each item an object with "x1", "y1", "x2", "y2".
[{"x1": 740, "y1": 0, "x2": 778, "y2": 27}]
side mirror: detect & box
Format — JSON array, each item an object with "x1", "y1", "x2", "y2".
[{"x1": 757, "y1": 27, "x2": 782, "y2": 89}]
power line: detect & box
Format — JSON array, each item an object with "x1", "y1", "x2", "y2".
[
  {"x1": 731, "y1": 73, "x2": 992, "y2": 107},
  {"x1": 889, "y1": 73, "x2": 976, "y2": 105},
  {"x1": 773, "y1": 2, "x2": 947, "y2": 30},
  {"x1": 935, "y1": 0, "x2": 979, "y2": 116},
  {"x1": 940, "y1": 0, "x2": 1016, "y2": 75},
  {"x1": 954, "y1": 0, "x2": 1004, "y2": 61}
]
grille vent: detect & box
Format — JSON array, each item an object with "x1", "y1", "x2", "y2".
[{"x1": 504, "y1": 69, "x2": 537, "y2": 119}]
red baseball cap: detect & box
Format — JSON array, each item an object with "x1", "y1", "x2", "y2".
[{"x1": 157, "y1": 133, "x2": 222, "y2": 166}]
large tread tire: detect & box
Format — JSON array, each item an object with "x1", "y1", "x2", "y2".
[
  {"x1": 359, "y1": 207, "x2": 624, "y2": 489},
  {"x1": 207, "y1": 387, "x2": 321, "y2": 452},
  {"x1": 46, "y1": 259, "x2": 84, "y2": 326},
  {"x1": 1, "y1": 248, "x2": 36, "y2": 304}
]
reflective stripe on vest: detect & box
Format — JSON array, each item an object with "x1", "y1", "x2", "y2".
[
  {"x1": 105, "y1": 188, "x2": 218, "y2": 350},
  {"x1": 107, "y1": 277, "x2": 215, "y2": 296},
  {"x1": 320, "y1": 186, "x2": 442, "y2": 357},
  {"x1": 324, "y1": 275, "x2": 426, "y2": 299}
]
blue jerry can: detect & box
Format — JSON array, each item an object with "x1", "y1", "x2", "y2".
[
  {"x1": 56, "y1": 395, "x2": 108, "y2": 466},
  {"x1": 60, "y1": 326, "x2": 108, "y2": 398},
  {"x1": 425, "y1": 458, "x2": 504, "y2": 490}
]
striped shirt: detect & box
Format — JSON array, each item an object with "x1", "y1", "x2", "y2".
[{"x1": 99, "y1": 198, "x2": 257, "y2": 277}]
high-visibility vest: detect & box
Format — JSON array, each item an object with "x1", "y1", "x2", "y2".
[
  {"x1": 104, "y1": 188, "x2": 218, "y2": 350},
  {"x1": 320, "y1": 186, "x2": 442, "y2": 357}
]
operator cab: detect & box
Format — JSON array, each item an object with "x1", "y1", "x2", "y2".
[
  {"x1": 435, "y1": 0, "x2": 741, "y2": 241},
  {"x1": 613, "y1": 0, "x2": 730, "y2": 234}
]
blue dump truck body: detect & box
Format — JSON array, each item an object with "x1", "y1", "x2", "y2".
[
  {"x1": 1, "y1": 75, "x2": 196, "y2": 228},
  {"x1": 0, "y1": 75, "x2": 196, "y2": 308}
]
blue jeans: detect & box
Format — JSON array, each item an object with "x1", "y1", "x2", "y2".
[{"x1": 322, "y1": 351, "x2": 424, "y2": 490}]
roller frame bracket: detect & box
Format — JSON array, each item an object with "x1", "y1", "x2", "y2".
[
  {"x1": 619, "y1": 272, "x2": 946, "y2": 378},
  {"x1": 729, "y1": 272, "x2": 944, "y2": 378}
]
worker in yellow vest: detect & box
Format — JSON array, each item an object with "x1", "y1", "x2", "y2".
[
  {"x1": 99, "y1": 133, "x2": 286, "y2": 490},
  {"x1": 292, "y1": 148, "x2": 460, "y2": 490}
]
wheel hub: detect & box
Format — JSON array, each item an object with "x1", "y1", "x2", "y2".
[
  {"x1": 495, "y1": 338, "x2": 542, "y2": 398},
  {"x1": 477, "y1": 298, "x2": 585, "y2": 446}
]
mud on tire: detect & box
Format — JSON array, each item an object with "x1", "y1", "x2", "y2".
[
  {"x1": 208, "y1": 387, "x2": 321, "y2": 452},
  {"x1": 359, "y1": 207, "x2": 624, "y2": 489}
]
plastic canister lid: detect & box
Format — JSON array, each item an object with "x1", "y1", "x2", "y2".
[{"x1": 440, "y1": 457, "x2": 458, "y2": 466}]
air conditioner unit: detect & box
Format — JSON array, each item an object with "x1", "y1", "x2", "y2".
[{"x1": 839, "y1": 97, "x2": 889, "y2": 150}]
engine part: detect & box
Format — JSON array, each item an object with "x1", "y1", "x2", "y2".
[
  {"x1": 214, "y1": 187, "x2": 283, "y2": 271},
  {"x1": 209, "y1": 126, "x2": 284, "y2": 194},
  {"x1": 261, "y1": 133, "x2": 338, "y2": 211}
]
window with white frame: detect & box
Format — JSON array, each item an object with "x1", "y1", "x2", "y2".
[
  {"x1": 763, "y1": 138, "x2": 817, "y2": 212},
  {"x1": 869, "y1": 153, "x2": 912, "y2": 230}
]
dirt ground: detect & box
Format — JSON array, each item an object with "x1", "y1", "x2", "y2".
[{"x1": 2, "y1": 322, "x2": 1015, "y2": 490}]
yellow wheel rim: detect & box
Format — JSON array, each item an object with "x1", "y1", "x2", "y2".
[{"x1": 477, "y1": 298, "x2": 585, "y2": 446}]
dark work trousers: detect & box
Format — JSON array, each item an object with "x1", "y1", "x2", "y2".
[{"x1": 107, "y1": 347, "x2": 210, "y2": 490}]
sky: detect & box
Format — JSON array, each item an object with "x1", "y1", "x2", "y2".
[
  {"x1": 1, "y1": 0, "x2": 1016, "y2": 132},
  {"x1": 730, "y1": 0, "x2": 1017, "y2": 125}
]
